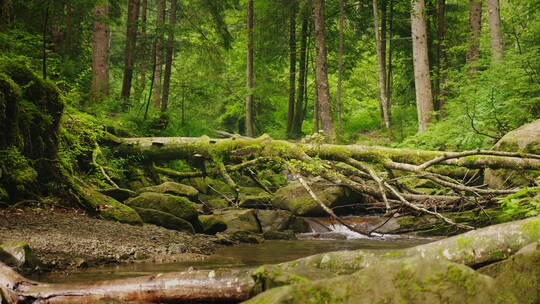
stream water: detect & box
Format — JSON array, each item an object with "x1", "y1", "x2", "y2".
[{"x1": 38, "y1": 217, "x2": 435, "y2": 284}]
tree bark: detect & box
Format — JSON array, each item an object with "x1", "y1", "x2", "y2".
[
  {"x1": 153, "y1": 0, "x2": 166, "y2": 108},
  {"x1": 161, "y1": 0, "x2": 178, "y2": 113},
  {"x1": 466, "y1": 0, "x2": 482, "y2": 73},
  {"x1": 291, "y1": 13, "x2": 309, "y2": 138},
  {"x1": 246, "y1": 0, "x2": 255, "y2": 137},
  {"x1": 313, "y1": 0, "x2": 335, "y2": 140},
  {"x1": 487, "y1": 0, "x2": 504, "y2": 64},
  {"x1": 90, "y1": 1, "x2": 110, "y2": 103},
  {"x1": 137, "y1": 0, "x2": 148, "y2": 101},
  {"x1": 411, "y1": 0, "x2": 434, "y2": 132},
  {"x1": 336, "y1": 0, "x2": 345, "y2": 135},
  {"x1": 435, "y1": 0, "x2": 447, "y2": 113},
  {"x1": 386, "y1": 0, "x2": 394, "y2": 119},
  {"x1": 373, "y1": 0, "x2": 390, "y2": 131},
  {"x1": 286, "y1": 1, "x2": 297, "y2": 137},
  {"x1": 120, "y1": 0, "x2": 140, "y2": 104}
]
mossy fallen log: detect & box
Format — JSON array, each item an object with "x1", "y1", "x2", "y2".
[{"x1": 0, "y1": 217, "x2": 537, "y2": 304}]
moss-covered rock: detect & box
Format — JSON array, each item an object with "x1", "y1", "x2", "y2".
[
  {"x1": 0, "y1": 241, "x2": 43, "y2": 271},
  {"x1": 271, "y1": 177, "x2": 364, "y2": 216},
  {"x1": 99, "y1": 188, "x2": 136, "y2": 202},
  {"x1": 215, "y1": 209, "x2": 261, "y2": 233},
  {"x1": 239, "y1": 193, "x2": 273, "y2": 209},
  {"x1": 126, "y1": 192, "x2": 202, "y2": 231},
  {"x1": 83, "y1": 187, "x2": 143, "y2": 225},
  {"x1": 247, "y1": 256, "x2": 516, "y2": 304},
  {"x1": 133, "y1": 207, "x2": 195, "y2": 233},
  {"x1": 255, "y1": 209, "x2": 309, "y2": 234},
  {"x1": 199, "y1": 215, "x2": 228, "y2": 235},
  {"x1": 137, "y1": 182, "x2": 199, "y2": 201},
  {"x1": 485, "y1": 119, "x2": 540, "y2": 189}
]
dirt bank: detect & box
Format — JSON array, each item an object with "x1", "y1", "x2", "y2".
[{"x1": 0, "y1": 208, "x2": 216, "y2": 270}]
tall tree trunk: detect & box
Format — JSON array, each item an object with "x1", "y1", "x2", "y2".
[
  {"x1": 42, "y1": 1, "x2": 50, "y2": 80},
  {"x1": 246, "y1": 0, "x2": 255, "y2": 137},
  {"x1": 336, "y1": 0, "x2": 345, "y2": 135},
  {"x1": 487, "y1": 0, "x2": 504, "y2": 63},
  {"x1": 91, "y1": 1, "x2": 110, "y2": 103},
  {"x1": 153, "y1": 0, "x2": 166, "y2": 108},
  {"x1": 411, "y1": 0, "x2": 434, "y2": 132},
  {"x1": 65, "y1": 1, "x2": 73, "y2": 55},
  {"x1": 121, "y1": 0, "x2": 140, "y2": 105},
  {"x1": 313, "y1": 0, "x2": 335, "y2": 140},
  {"x1": 466, "y1": 0, "x2": 482, "y2": 73},
  {"x1": 286, "y1": 1, "x2": 297, "y2": 137},
  {"x1": 386, "y1": 0, "x2": 394, "y2": 116},
  {"x1": 137, "y1": 0, "x2": 148, "y2": 101},
  {"x1": 373, "y1": 0, "x2": 390, "y2": 131},
  {"x1": 292, "y1": 13, "x2": 309, "y2": 138},
  {"x1": 0, "y1": 0, "x2": 12, "y2": 30},
  {"x1": 435, "y1": 0, "x2": 447, "y2": 113},
  {"x1": 161, "y1": 0, "x2": 178, "y2": 112}
]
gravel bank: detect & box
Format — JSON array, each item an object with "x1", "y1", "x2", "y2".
[{"x1": 0, "y1": 208, "x2": 216, "y2": 269}]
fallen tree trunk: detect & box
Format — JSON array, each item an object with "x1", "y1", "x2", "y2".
[
  {"x1": 0, "y1": 217, "x2": 538, "y2": 303},
  {"x1": 105, "y1": 134, "x2": 540, "y2": 232}
]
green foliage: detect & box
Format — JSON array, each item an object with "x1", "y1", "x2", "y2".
[{"x1": 499, "y1": 186, "x2": 540, "y2": 217}]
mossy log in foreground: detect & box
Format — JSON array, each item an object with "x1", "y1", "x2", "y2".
[{"x1": 0, "y1": 216, "x2": 538, "y2": 303}]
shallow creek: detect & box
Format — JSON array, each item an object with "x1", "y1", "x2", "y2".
[{"x1": 38, "y1": 217, "x2": 436, "y2": 283}]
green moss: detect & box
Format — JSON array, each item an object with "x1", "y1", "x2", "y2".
[
  {"x1": 133, "y1": 207, "x2": 195, "y2": 233},
  {"x1": 520, "y1": 219, "x2": 540, "y2": 241},
  {"x1": 199, "y1": 215, "x2": 227, "y2": 234},
  {"x1": 455, "y1": 236, "x2": 474, "y2": 251},
  {"x1": 100, "y1": 200, "x2": 144, "y2": 226}
]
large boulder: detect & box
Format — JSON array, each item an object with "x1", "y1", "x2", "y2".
[
  {"x1": 126, "y1": 192, "x2": 202, "y2": 232},
  {"x1": 199, "y1": 215, "x2": 228, "y2": 235},
  {"x1": 132, "y1": 207, "x2": 195, "y2": 233},
  {"x1": 271, "y1": 177, "x2": 364, "y2": 216},
  {"x1": 255, "y1": 209, "x2": 309, "y2": 234},
  {"x1": 485, "y1": 119, "x2": 540, "y2": 189},
  {"x1": 246, "y1": 254, "x2": 528, "y2": 304},
  {"x1": 137, "y1": 182, "x2": 199, "y2": 201},
  {"x1": 215, "y1": 209, "x2": 261, "y2": 233},
  {"x1": 83, "y1": 187, "x2": 143, "y2": 225}
]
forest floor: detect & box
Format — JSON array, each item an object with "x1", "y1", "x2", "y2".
[{"x1": 0, "y1": 208, "x2": 216, "y2": 271}]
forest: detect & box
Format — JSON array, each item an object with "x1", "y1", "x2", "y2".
[{"x1": 0, "y1": 0, "x2": 538, "y2": 303}]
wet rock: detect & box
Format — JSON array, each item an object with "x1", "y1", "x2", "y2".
[
  {"x1": 199, "y1": 215, "x2": 228, "y2": 235},
  {"x1": 247, "y1": 255, "x2": 518, "y2": 304},
  {"x1": 133, "y1": 207, "x2": 195, "y2": 233},
  {"x1": 126, "y1": 192, "x2": 202, "y2": 232},
  {"x1": 263, "y1": 230, "x2": 297, "y2": 240},
  {"x1": 0, "y1": 241, "x2": 42, "y2": 271},
  {"x1": 137, "y1": 182, "x2": 199, "y2": 201},
  {"x1": 98, "y1": 188, "x2": 136, "y2": 202},
  {"x1": 484, "y1": 119, "x2": 540, "y2": 189},
  {"x1": 271, "y1": 177, "x2": 364, "y2": 216},
  {"x1": 215, "y1": 209, "x2": 261, "y2": 233},
  {"x1": 220, "y1": 231, "x2": 264, "y2": 244}
]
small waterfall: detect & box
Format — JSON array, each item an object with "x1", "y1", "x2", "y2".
[{"x1": 301, "y1": 216, "x2": 390, "y2": 240}]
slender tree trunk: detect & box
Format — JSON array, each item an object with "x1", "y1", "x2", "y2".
[
  {"x1": 65, "y1": 1, "x2": 73, "y2": 55},
  {"x1": 411, "y1": 0, "x2": 434, "y2": 132},
  {"x1": 0, "y1": 0, "x2": 12, "y2": 30},
  {"x1": 137, "y1": 0, "x2": 148, "y2": 101},
  {"x1": 42, "y1": 1, "x2": 50, "y2": 80},
  {"x1": 435, "y1": 0, "x2": 447, "y2": 113},
  {"x1": 292, "y1": 14, "x2": 309, "y2": 138},
  {"x1": 91, "y1": 1, "x2": 110, "y2": 103},
  {"x1": 386, "y1": 0, "x2": 394, "y2": 115},
  {"x1": 373, "y1": 0, "x2": 390, "y2": 131},
  {"x1": 313, "y1": 0, "x2": 335, "y2": 140},
  {"x1": 161, "y1": 0, "x2": 178, "y2": 112},
  {"x1": 246, "y1": 0, "x2": 255, "y2": 137},
  {"x1": 336, "y1": 0, "x2": 345, "y2": 135},
  {"x1": 487, "y1": 0, "x2": 504, "y2": 63},
  {"x1": 466, "y1": 0, "x2": 482, "y2": 73},
  {"x1": 286, "y1": 1, "x2": 297, "y2": 137},
  {"x1": 121, "y1": 0, "x2": 140, "y2": 105},
  {"x1": 153, "y1": 0, "x2": 166, "y2": 108}
]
